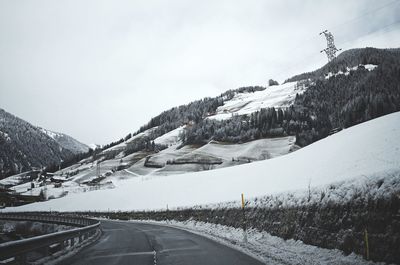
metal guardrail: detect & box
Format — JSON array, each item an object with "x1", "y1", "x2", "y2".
[{"x1": 0, "y1": 212, "x2": 101, "y2": 264}]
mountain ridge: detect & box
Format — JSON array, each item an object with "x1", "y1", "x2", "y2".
[
  {"x1": 39, "y1": 127, "x2": 89, "y2": 154},
  {"x1": 285, "y1": 47, "x2": 400, "y2": 82}
]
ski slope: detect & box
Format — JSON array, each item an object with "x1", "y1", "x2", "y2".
[{"x1": 7, "y1": 112, "x2": 400, "y2": 212}]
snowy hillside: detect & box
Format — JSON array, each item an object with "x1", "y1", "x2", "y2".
[
  {"x1": 34, "y1": 47, "x2": 396, "y2": 189},
  {"x1": 8, "y1": 112, "x2": 400, "y2": 212},
  {"x1": 208, "y1": 81, "x2": 307, "y2": 120}
]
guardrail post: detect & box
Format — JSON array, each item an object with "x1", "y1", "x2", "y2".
[{"x1": 70, "y1": 237, "x2": 75, "y2": 247}]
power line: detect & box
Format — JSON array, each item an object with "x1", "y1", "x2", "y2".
[
  {"x1": 329, "y1": 0, "x2": 400, "y2": 32},
  {"x1": 337, "y1": 19, "x2": 400, "y2": 49},
  {"x1": 276, "y1": 0, "x2": 400, "y2": 61},
  {"x1": 273, "y1": 20, "x2": 400, "y2": 82}
]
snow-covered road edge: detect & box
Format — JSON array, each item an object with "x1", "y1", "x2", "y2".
[{"x1": 126, "y1": 219, "x2": 386, "y2": 265}]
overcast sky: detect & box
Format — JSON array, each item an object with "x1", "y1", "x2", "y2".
[{"x1": 1, "y1": 0, "x2": 399, "y2": 145}]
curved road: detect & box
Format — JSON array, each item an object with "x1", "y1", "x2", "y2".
[{"x1": 60, "y1": 220, "x2": 264, "y2": 265}]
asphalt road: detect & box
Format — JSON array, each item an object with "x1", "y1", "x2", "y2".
[{"x1": 60, "y1": 220, "x2": 264, "y2": 265}]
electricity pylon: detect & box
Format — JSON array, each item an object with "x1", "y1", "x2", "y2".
[{"x1": 320, "y1": 30, "x2": 341, "y2": 62}]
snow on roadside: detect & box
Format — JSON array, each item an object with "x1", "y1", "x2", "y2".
[
  {"x1": 198, "y1": 169, "x2": 400, "y2": 211},
  {"x1": 137, "y1": 220, "x2": 384, "y2": 265}
]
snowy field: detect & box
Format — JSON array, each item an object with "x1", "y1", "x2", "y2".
[
  {"x1": 5, "y1": 112, "x2": 400, "y2": 212},
  {"x1": 208, "y1": 81, "x2": 307, "y2": 120},
  {"x1": 145, "y1": 136, "x2": 297, "y2": 177},
  {"x1": 0, "y1": 171, "x2": 39, "y2": 187}
]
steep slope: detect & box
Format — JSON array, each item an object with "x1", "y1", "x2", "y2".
[
  {"x1": 9, "y1": 111, "x2": 400, "y2": 211},
  {"x1": 0, "y1": 108, "x2": 87, "y2": 179}
]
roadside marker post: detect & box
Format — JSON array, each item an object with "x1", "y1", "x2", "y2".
[
  {"x1": 166, "y1": 204, "x2": 169, "y2": 224},
  {"x1": 364, "y1": 228, "x2": 370, "y2": 260},
  {"x1": 241, "y1": 193, "x2": 247, "y2": 243}
]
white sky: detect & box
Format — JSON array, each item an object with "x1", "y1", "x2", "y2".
[{"x1": 1, "y1": 0, "x2": 399, "y2": 145}]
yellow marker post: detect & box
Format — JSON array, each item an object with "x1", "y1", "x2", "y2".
[
  {"x1": 364, "y1": 228, "x2": 370, "y2": 260},
  {"x1": 241, "y1": 193, "x2": 247, "y2": 243}
]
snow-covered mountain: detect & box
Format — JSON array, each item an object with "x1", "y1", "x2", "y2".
[
  {"x1": 60, "y1": 47, "x2": 398, "y2": 181},
  {"x1": 0, "y1": 108, "x2": 88, "y2": 179},
  {"x1": 40, "y1": 128, "x2": 89, "y2": 154}
]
